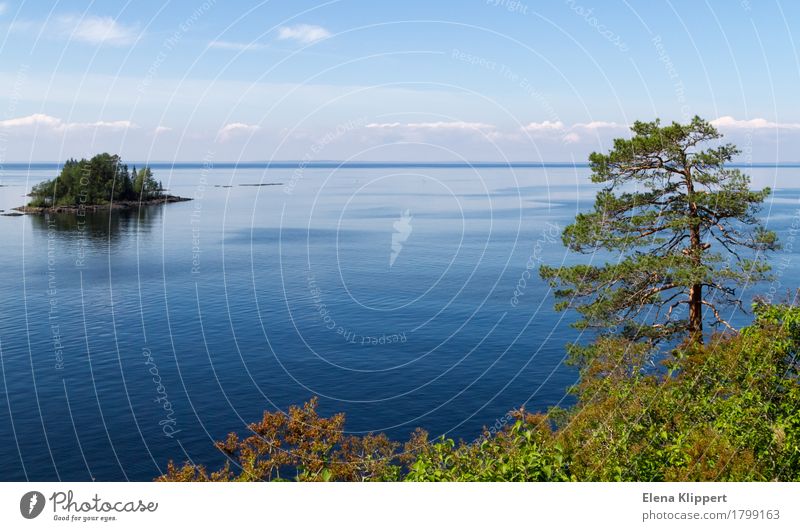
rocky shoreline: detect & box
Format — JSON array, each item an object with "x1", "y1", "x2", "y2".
[{"x1": 11, "y1": 195, "x2": 192, "y2": 215}]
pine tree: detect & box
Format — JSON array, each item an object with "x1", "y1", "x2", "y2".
[{"x1": 540, "y1": 116, "x2": 779, "y2": 344}]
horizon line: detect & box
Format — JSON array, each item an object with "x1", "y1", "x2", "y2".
[{"x1": 3, "y1": 160, "x2": 800, "y2": 169}]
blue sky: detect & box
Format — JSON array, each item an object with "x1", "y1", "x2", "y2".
[{"x1": 1, "y1": 0, "x2": 799, "y2": 162}]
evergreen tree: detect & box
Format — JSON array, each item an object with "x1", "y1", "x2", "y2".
[
  {"x1": 540, "y1": 117, "x2": 779, "y2": 344},
  {"x1": 29, "y1": 154, "x2": 165, "y2": 207}
]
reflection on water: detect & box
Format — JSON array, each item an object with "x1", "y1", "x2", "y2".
[{"x1": 28, "y1": 205, "x2": 164, "y2": 246}]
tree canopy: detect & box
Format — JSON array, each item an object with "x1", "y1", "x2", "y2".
[
  {"x1": 540, "y1": 116, "x2": 778, "y2": 344},
  {"x1": 29, "y1": 153, "x2": 164, "y2": 207}
]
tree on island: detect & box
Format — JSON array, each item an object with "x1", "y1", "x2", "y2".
[
  {"x1": 29, "y1": 153, "x2": 164, "y2": 207},
  {"x1": 540, "y1": 116, "x2": 778, "y2": 345},
  {"x1": 133, "y1": 166, "x2": 163, "y2": 199}
]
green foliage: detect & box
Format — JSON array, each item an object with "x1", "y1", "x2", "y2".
[
  {"x1": 404, "y1": 419, "x2": 571, "y2": 481},
  {"x1": 540, "y1": 116, "x2": 778, "y2": 343},
  {"x1": 133, "y1": 166, "x2": 162, "y2": 199},
  {"x1": 28, "y1": 153, "x2": 164, "y2": 207}
]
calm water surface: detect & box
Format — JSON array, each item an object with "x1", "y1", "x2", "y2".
[{"x1": 0, "y1": 164, "x2": 797, "y2": 480}]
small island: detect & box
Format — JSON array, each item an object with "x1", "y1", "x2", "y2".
[{"x1": 14, "y1": 153, "x2": 191, "y2": 214}]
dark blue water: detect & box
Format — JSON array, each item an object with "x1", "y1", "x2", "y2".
[{"x1": 0, "y1": 164, "x2": 797, "y2": 481}]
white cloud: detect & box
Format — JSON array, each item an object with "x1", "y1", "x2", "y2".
[
  {"x1": 366, "y1": 121, "x2": 495, "y2": 131},
  {"x1": 364, "y1": 122, "x2": 402, "y2": 129},
  {"x1": 562, "y1": 121, "x2": 626, "y2": 143},
  {"x1": 218, "y1": 122, "x2": 261, "y2": 141},
  {"x1": 573, "y1": 121, "x2": 623, "y2": 130},
  {"x1": 711, "y1": 116, "x2": 800, "y2": 130},
  {"x1": 519, "y1": 120, "x2": 625, "y2": 144},
  {"x1": 562, "y1": 132, "x2": 581, "y2": 144},
  {"x1": 9, "y1": 15, "x2": 140, "y2": 45},
  {"x1": 208, "y1": 40, "x2": 268, "y2": 52},
  {"x1": 60, "y1": 15, "x2": 139, "y2": 46},
  {"x1": 0, "y1": 113, "x2": 134, "y2": 132},
  {"x1": 277, "y1": 24, "x2": 331, "y2": 44},
  {"x1": 0, "y1": 113, "x2": 62, "y2": 129},
  {"x1": 154, "y1": 126, "x2": 172, "y2": 135},
  {"x1": 520, "y1": 120, "x2": 624, "y2": 134},
  {"x1": 10, "y1": 15, "x2": 140, "y2": 45},
  {"x1": 522, "y1": 120, "x2": 565, "y2": 132}
]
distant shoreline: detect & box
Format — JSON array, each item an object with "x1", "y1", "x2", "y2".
[
  {"x1": 12, "y1": 195, "x2": 192, "y2": 215},
  {"x1": 3, "y1": 161, "x2": 800, "y2": 170}
]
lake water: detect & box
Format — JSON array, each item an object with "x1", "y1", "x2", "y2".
[{"x1": 0, "y1": 163, "x2": 798, "y2": 481}]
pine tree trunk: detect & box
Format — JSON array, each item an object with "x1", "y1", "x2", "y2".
[
  {"x1": 688, "y1": 215, "x2": 704, "y2": 343},
  {"x1": 688, "y1": 282, "x2": 703, "y2": 344},
  {"x1": 686, "y1": 170, "x2": 704, "y2": 344}
]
